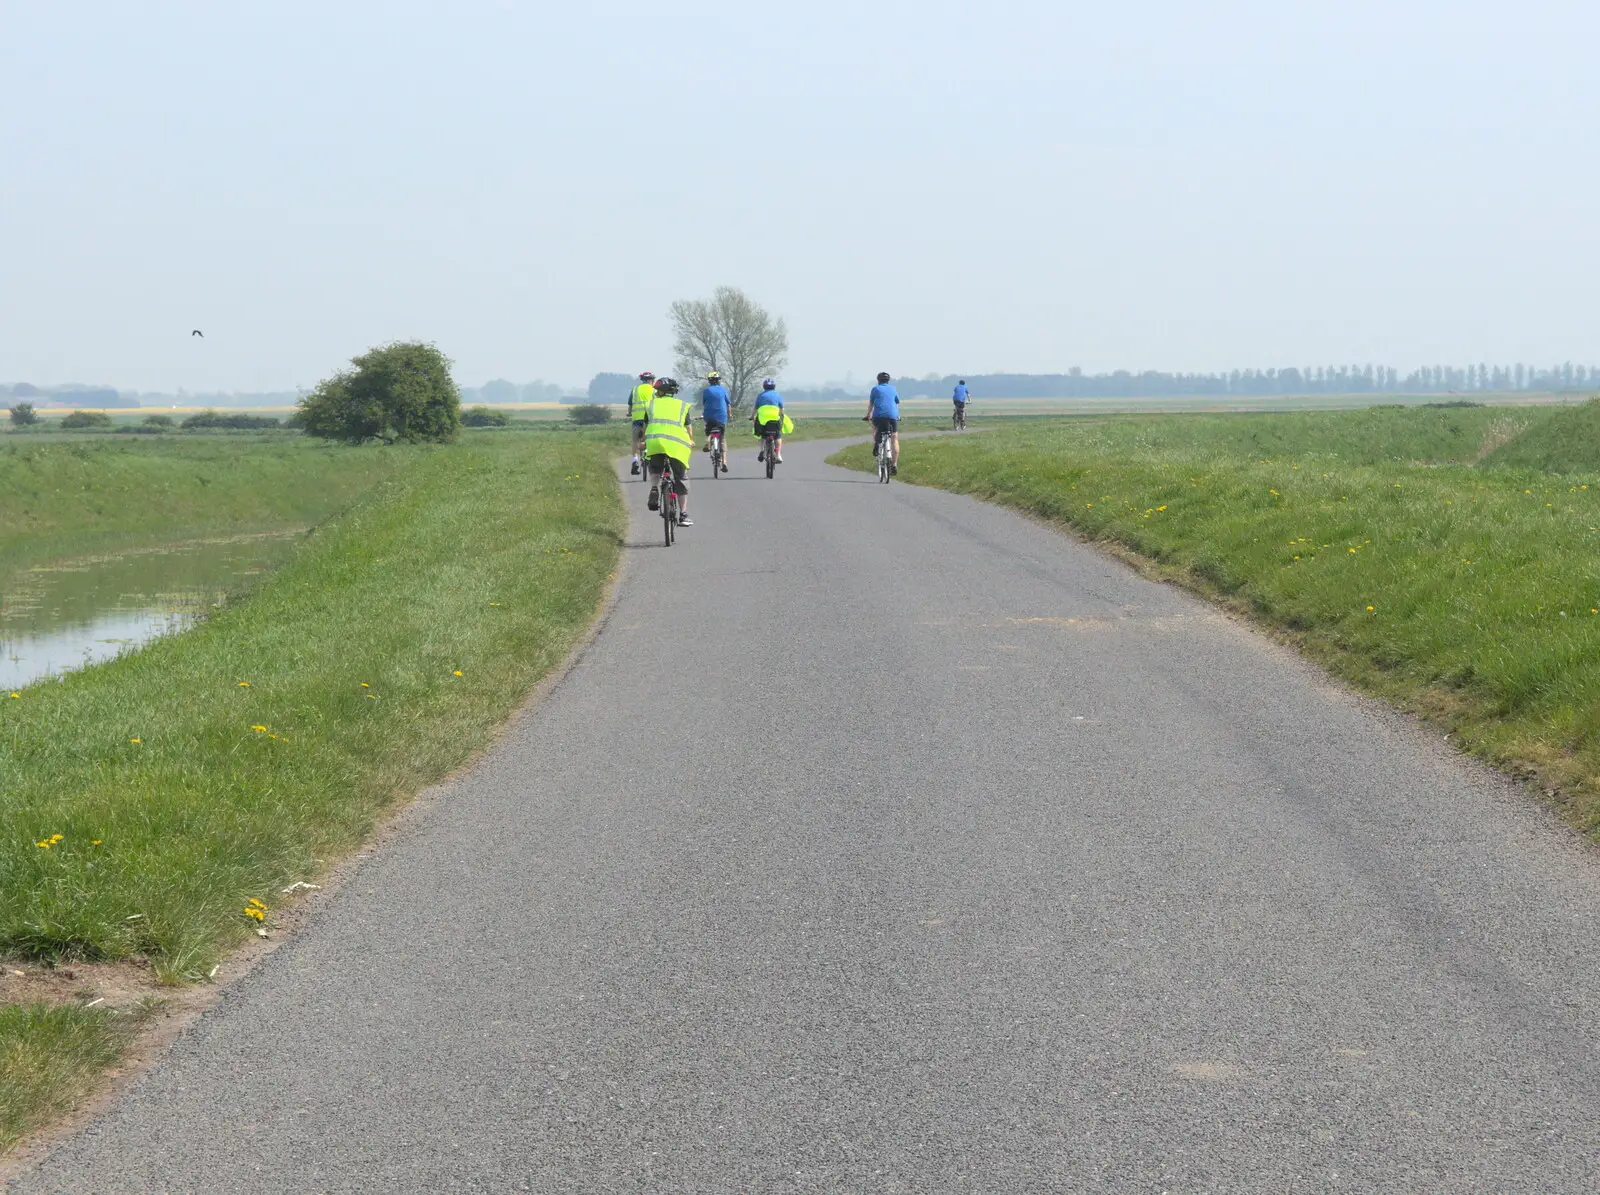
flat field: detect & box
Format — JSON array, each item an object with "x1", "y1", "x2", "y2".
[
  {"x1": 0, "y1": 427, "x2": 625, "y2": 1150},
  {"x1": 832, "y1": 402, "x2": 1600, "y2": 834}
]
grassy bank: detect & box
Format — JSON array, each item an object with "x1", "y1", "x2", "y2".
[
  {"x1": 1, "y1": 429, "x2": 623, "y2": 1148},
  {"x1": 0, "y1": 1004, "x2": 152, "y2": 1153},
  {"x1": 0, "y1": 436, "x2": 411, "y2": 577},
  {"x1": 831, "y1": 404, "x2": 1600, "y2": 834}
]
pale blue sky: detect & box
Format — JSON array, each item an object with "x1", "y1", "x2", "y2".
[{"x1": 3, "y1": 0, "x2": 1597, "y2": 392}]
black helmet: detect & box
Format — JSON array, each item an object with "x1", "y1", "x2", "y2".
[
  {"x1": 876, "y1": 371, "x2": 891, "y2": 384},
  {"x1": 654, "y1": 376, "x2": 680, "y2": 396}
]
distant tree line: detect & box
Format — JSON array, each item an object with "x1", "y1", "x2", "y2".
[
  {"x1": 876, "y1": 363, "x2": 1600, "y2": 399},
  {"x1": 583, "y1": 362, "x2": 1600, "y2": 403}
]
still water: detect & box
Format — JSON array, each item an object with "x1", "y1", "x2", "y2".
[{"x1": 0, "y1": 531, "x2": 302, "y2": 690}]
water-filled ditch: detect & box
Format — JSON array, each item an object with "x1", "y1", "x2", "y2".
[{"x1": 0, "y1": 531, "x2": 302, "y2": 690}]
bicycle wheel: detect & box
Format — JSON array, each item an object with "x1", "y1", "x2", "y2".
[
  {"x1": 765, "y1": 438, "x2": 775, "y2": 479},
  {"x1": 663, "y1": 492, "x2": 674, "y2": 546}
]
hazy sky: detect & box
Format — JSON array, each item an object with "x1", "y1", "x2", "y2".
[{"x1": 4, "y1": 0, "x2": 1598, "y2": 392}]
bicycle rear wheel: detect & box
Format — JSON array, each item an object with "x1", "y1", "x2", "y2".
[{"x1": 765, "y1": 437, "x2": 775, "y2": 479}]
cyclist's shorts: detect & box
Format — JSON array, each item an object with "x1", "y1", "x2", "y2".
[
  {"x1": 632, "y1": 419, "x2": 646, "y2": 431},
  {"x1": 704, "y1": 420, "x2": 726, "y2": 439},
  {"x1": 872, "y1": 416, "x2": 899, "y2": 435},
  {"x1": 953, "y1": 400, "x2": 966, "y2": 408},
  {"x1": 755, "y1": 420, "x2": 782, "y2": 439},
  {"x1": 647, "y1": 454, "x2": 688, "y2": 495}
]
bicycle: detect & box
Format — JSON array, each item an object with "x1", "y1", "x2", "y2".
[
  {"x1": 761, "y1": 430, "x2": 779, "y2": 479},
  {"x1": 876, "y1": 424, "x2": 893, "y2": 483},
  {"x1": 649, "y1": 458, "x2": 680, "y2": 546},
  {"x1": 952, "y1": 403, "x2": 967, "y2": 431},
  {"x1": 709, "y1": 429, "x2": 725, "y2": 479}
]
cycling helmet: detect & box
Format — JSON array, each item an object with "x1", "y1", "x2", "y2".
[
  {"x1": 639, "y1": 371, "x2": 655, "y2": 382},
  {"x1": 706, "y1": 371, "x2": 721, "y2": 382},
  {"x1": 876, "y1": 371, "x2": 891, "y2": 384},
  {"x1": 654, "y1": 377, "x2": 680, "y2": 395},
  {"x1": 762, "y1": 377, "x2": 776, "y2": 390}
]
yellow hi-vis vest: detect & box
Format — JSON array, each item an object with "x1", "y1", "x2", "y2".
[
  {"x1": 644, "y1": 395, "x2": 693, "y2": 466},
  {"x1": 630, "y1": 382, "x2": 655, "y2": 421},
  {"x1": 754, "y1": 403, "x2": 783, "y2": 430}
]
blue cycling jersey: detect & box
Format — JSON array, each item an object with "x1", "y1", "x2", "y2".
[
  {"x1": 869, "y1": 383, "x2": 900, "y2": 419},
  {"x1": 700, "y1": 384, "x2": 730, "y2": 423},
  {"x1": 952, "y1": 384, "x2": 969, "y2": 402}
]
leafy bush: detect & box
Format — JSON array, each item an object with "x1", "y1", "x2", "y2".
[
  {"x1": 59, "y1": 411, "x2": 113, "y2": 430},
  {"x1": 462, "y1": 406, "x2": 511, "y2": 428},
  {"x1": 297, "y1": 341, "x2": 461, "y2": 444},
  {"x1": 7, "y1": 402, "x2": 37, "y2": 427},
  {"x1": 141, "y1": 414, "x2": 175, "y2": 428},
  {"x1": 115, "y1": 425, "x2": 166, "y2": 435},
  {"x1": 179, "y1": 410, "x2": 281, "y2": 431},
  {"x1": 567, "y1": 404, "x2": 613, "y2": 426}
]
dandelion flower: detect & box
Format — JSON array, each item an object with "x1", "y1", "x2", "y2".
[
  {"x1": 35, "y1": 841, "x2": 50, "y2": 849},
  {"x1": 1366, "y1": 606, "x2": 1375, "y2": 612},
  {"x1": 8, "y1": 693, "x2": 18, "y2": 699},
  {"x1": 238, "y1": 681, "x2": 250, "y2": 688},
  {"x1": 129, "y1": 737, "x2": 141, "y2": 745},
  {"x1": 50, "y1": 834, "x2": 63, "y2": 843},
  {"x1": 91, "y1": 840, "x2": 102, "y2": 846},
  {"x1": 251, "y1": 725, "x2": 267, "y2": 733},
  {"x1": 453, "y1": 670, "x2": 463, "y2": 677},
  {"x1": 360, "y1": 683, "x2": 370, "y2": 688}
]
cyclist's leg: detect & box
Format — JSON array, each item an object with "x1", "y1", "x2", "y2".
[
  {"x1": 889, "y1": 418, "x2": 900, "y2": 466},
  {"x1": 672, "y1": 458, "x2": 690, "y2": 518},
  {"x1": 646, "y1": 453, "x2": 665, "y2": 508}
]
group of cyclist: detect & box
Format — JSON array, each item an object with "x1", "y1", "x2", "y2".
[{"x1": 625, "y1": 369, "x2": 972, "y2": 526}]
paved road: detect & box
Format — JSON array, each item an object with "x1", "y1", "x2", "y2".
[{"x1": 16, "y1": 437, "x2": 1600, "y2": 1192}]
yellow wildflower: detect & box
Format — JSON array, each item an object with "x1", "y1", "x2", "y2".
[
  {"x1": 250, "y1": 725, "x2": 267, "y2": 733},
  {"x1": 129, "y1": 737, "x2": 141, "y2": 745},
  {"x1": 360, "y1": 682, "x2": 370, "y2": 688},
  {"x1": 453, "y1": 670, "x2": 463, "y2": 677},
  {"x1": 238, "y1": 681, "x2": 250, "y2": 688}
]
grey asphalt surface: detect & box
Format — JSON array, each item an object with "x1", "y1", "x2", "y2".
[{"x1": 15, "y1": 435, "x2": 1600, "y2": 1193}]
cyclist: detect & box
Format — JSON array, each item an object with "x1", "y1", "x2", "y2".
[
  {"x1": 700, "y1": 371, "x2": 731, "y2": 472},
  {"x1": 865, "y1": 371, "x2": 900, "y2": 473},
  {"x1": 628, "y1": 371, "x2": 656, "y2": 475},
  {"x1": 952, "y1": 379, "x2": 970, "y2": 427},
  {"x1": 644, "y1": 377, "x2": 694, "y2": 526},
  {"x1": 753, "y1": 378, "x2": 785, "y2": 464}
]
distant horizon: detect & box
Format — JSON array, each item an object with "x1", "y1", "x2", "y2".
[{"x1": 6, "y1": 357, "x2": 1599, "y2": 403}]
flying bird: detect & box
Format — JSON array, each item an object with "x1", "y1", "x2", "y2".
[{"x1": 191, "y1": 329, "x2": 204, "y2": 338}]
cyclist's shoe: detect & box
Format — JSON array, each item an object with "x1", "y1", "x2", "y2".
[
  {"x1": 647, "y1": 486, "x2": 660, "y2": 511},
  {"x1": 630, "y1": 458, "x2": 640, "y2": 475},
  {"x1": 757, "y1": 450, "x2": 765, "y2": 462},
  {"x1": 677, "y1": 516, "x2": 693, "y2": 527},
  {"x1": 721, "y1": 462, "x2": 730, "y2": 473},
  {"x1": 890, "y1": 464, "x2": 899, "y2": 475},
  {"x1": 775, "y1": 453, "x2": 783, "y2": 464}
]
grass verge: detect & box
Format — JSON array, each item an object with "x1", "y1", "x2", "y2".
[
  {"x1": 0, "y1": 1003, "x2": 151, "y2": 1153},
  {"x1": 2, "y1": 430, "x2": 623, "y2": 976},
  {"x1": 1, "y1": 428, "x2": 623, "y2": 1151},
  {"x1": 830, "y1": 404, "x2": 1600, "y2": 834}
]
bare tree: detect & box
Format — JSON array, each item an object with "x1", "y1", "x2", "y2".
[{"x1": 670, "y1": 286, "x2": 788, "y2": 416}]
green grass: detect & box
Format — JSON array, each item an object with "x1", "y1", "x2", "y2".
[
  {"x1": 0, "y1": 1004, "x2": 143, "y2": 1152},
  {"x1": 830, "y1": 405, "x2": 1600, "y2": 833},
  {"x1": 0, "y1": 436, "x2": 411, "y2": 577},
  {"x1": 1480, "y1": 399, "x2": 1600, "y2": 472},
  {"x1": 1, "y1": 429, "x2": 624, "y2": 979}
]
